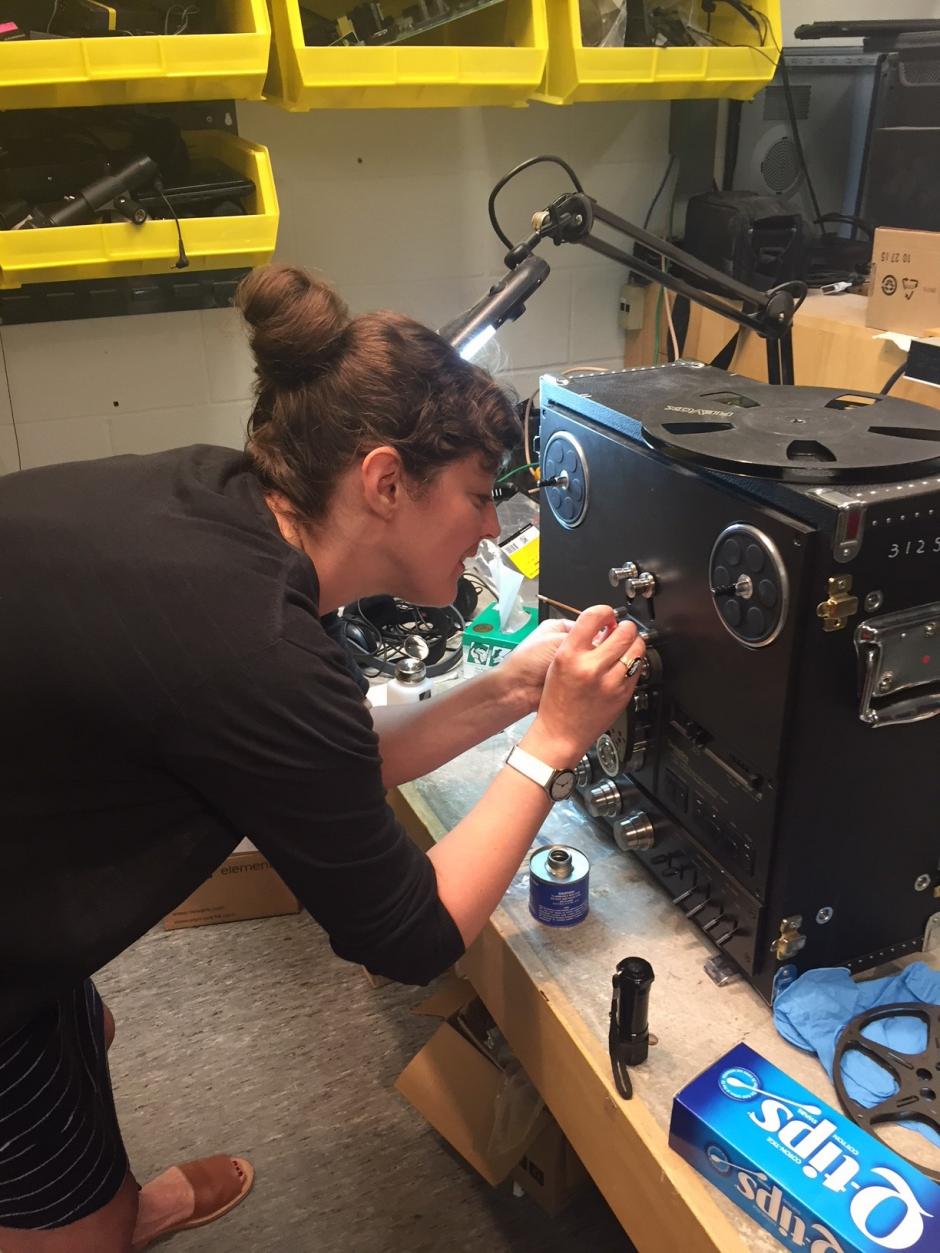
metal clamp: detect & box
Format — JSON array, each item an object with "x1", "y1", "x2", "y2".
[{"x1": 816, "y1": 575, "x2": 858, "y2": 633}]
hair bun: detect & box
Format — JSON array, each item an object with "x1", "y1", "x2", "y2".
[{"x1": 236, "y1": 264, "x2": 350, "y2": 389}]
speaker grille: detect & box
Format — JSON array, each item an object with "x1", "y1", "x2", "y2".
[
  {"x1": 901, "y1": 58, "x2": 940, "y2": 85},
  {"x1": 761, "y1": 137, "x2": 801, "y2": 193}
]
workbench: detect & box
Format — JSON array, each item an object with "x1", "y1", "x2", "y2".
[{"x1": 391, "y1": 717, "x2": 939, "y2": 1253}]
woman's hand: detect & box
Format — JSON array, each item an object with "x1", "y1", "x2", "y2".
[
  {"x1": 521, "y1": 605, "x2": 646, "y2": 767},
  {"x1": 493, "y1": 617, "x2": 574, "y2": 714}
]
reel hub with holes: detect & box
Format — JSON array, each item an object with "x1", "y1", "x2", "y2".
[
  {"x1": 542, "y1": 431, "x2": 589, "y2": 528},
  {"x1": 833, "y1": 1001, "x2": 940, "y2": 1182},
  {"x1": 710, "y1": 524, "x2": 789, "y2": 647}
]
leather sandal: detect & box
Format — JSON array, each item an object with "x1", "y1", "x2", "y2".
[{"x1": 134, "y1": 1155, "x2": 254, "y2": 1250}]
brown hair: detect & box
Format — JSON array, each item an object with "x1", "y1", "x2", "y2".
[{"x1": 236, "y1": 265, "x2": 519, "y2": 523}]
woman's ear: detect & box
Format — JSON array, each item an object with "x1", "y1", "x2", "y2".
[{"x1": 360, "y1": 446, "x2": 405, "y2": 519}]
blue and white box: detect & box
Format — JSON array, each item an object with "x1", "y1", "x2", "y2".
[{"x1": 670, "y1": 1042, "x2": 939, "y2": 1253}]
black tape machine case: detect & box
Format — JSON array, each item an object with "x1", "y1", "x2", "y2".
[{"x1": 538, "y1": 362, "x2": 940, "y2": 1002}]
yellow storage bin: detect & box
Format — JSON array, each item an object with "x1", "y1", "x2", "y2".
[
  {"x1": 0, "y1": 1, "x2": 270, "y2": 109},
  {"x1": 535, "y1": 0, "x2": 780, "y2": 105},
  {"x1": 0, "y1": 131, "x2": 279, "y2": 290},
  {"x1": 265, "y1": 0, "x2": 547, "y2": 109}
]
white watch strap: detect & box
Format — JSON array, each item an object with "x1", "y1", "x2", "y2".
[{"x1": 505, "y1": 744, "x2": 555, "y2": 792}]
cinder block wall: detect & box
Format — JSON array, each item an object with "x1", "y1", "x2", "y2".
[{"x1": 0, "y1": 99, "x2": 671, "y2": 473}]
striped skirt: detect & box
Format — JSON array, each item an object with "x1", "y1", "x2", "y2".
[{"x1": 0, "y1": 980, "x2": 129, "y2": 1230}]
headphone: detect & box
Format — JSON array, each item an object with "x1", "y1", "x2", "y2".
[{"x1": 339, "y1": 578, "x2": 479, "y2": 679}]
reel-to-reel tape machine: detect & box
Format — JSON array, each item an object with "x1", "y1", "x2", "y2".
[{"x1": 538, "y1": 361, "x2": 940, "y2": 1003}]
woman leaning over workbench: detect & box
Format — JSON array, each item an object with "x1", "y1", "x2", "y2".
[{"x1": 0, "y1": 264, "x2": 645, "y2": 1251}]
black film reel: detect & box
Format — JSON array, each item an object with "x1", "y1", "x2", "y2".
[{"x1": 832, "y1": 1000, "x2": 940, "y2": 1183}]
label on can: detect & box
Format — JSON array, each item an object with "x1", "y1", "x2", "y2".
[{"x1": 528, "y1": 845, "x2": 590, "y2": 927}]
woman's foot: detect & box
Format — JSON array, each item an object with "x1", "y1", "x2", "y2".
[
  {"x1": 131, "y1": 1156, "x2": 253, "y2": 1251},
  {"x1": 102, "y1": 1003, "x2": 115, "y2": 1051}
]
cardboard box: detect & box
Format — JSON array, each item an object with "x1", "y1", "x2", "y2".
[
  {"x1": 163, "y1": 838, "x2": 301, "y2": 930},
  {"x1": 395, "y1": 976, "x2": 588, "y2": 1216},
  {"x1": 513, "y1": 1118, "x2": 590, "y2": 1218},
  {"x1": 670, "y1": 1041, "x2": 940, "y2": 1253},
  {"x1": 867, "y1": 227, "x2": 940, "y2": 335}
]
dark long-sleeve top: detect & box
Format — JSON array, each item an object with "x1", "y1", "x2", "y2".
[{"x1": 0, "y1": 445, "x2": 464, "y2": 1033}]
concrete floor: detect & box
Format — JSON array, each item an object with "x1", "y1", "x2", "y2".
[{"x1": 97, "y1": 910, "x2": 636, "y2": 1252}]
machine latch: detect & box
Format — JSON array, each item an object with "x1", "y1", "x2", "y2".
[
  {"x1": 771, "y1": 915, "x2": 807, "y2": 962},
  {"x1": 816, "y1": 575, "x2": 859, "y2": 632}
]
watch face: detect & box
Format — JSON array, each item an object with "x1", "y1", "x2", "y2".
[{"x1": 550, "y1": 770, "x2": 576, "y2": 802}]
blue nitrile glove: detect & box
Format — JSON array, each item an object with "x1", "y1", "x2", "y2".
[{"x1": 772, "y1": 962, "x2": 940, "y2": 1147}]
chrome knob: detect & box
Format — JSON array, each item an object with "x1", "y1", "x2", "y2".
[
  {"x1": 574, "y1": 755, "x2": 592, "y2": 788},
  {"x1": 609, "y1": 562, "x2": 638, "y2": 589},
  {"x1": 613, "y1": 811, "x2": 655, "y2": 852},
  {"x1": 586, "y1": 779, "x2": 624, "y2": 818},
  {"x1": 625, "y1": 571, "x2": 657, "y2": 601}
]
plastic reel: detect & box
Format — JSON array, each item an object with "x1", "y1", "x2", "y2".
[{"x1": 832, "y1": 1000, "x2": 940, "y2": 1182}]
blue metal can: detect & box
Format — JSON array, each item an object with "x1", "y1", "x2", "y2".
[{"x1": 528, "y1": 845, "x2": 590, "y2": 927}]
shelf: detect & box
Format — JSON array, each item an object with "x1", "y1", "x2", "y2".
[
  {"x1": 0, "y1": 268, "x2": 250, "y2": 325},
  {"x1": 534, "y1": 0, "x2": 780, "y2": 105},
  {"x1": 0, "y1": 131, "x2": 278, "y2": 290},
  {"x1": 265, "y1": 0, "x2": 547, "y2": 110},
  {"x1": 0, "y1": 0, "x2": 270, "y2": 109}
]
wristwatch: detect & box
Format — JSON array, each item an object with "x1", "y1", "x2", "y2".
[{"x1": 505, "y1": 744, "x2": 577, "y2": 802}]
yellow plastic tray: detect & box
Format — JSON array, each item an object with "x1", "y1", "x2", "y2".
[
  {"x1": 265, "y1": 0, "x2": 547, "y2": 110},
  {"x1": 0, "y1": 131, "x2": 279, "y2": 290},
  {"x1": 0, "y1": 0, "x2": 270, "y2": 109},
  {"x1": 535, "y1": 0, "x2": 780, "y2": 105}
]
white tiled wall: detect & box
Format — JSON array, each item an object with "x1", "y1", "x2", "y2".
[{"x1": 0, "y1": 99, "x2": 670, "y2": 472}]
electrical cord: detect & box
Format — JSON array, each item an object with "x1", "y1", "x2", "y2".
[
  {"x1": 341, "y1": 598, "x2": 467, "y2": 679},
  {"x1": 642, "y1": 153, "x2": 677, "y2": 232},
  {"x1": 153, "y1": 178, "x2": 190, "y2": 269},
  {"x1": 777, "y1": 50, "x2": 824, "y2": 230},
  {"x1": 881, "y1": 360, "x2": 908, "y2": 395},
  {"x1": 495, "y1": 461, "x2": 539, "y2": 485},
  {"x1": 663, "y1": 283, "x2": 680, "y2": 361},
  {"x1": 165, "y1": 6, "x2": 200, "y2": 35},
  {"x1": 733, "y1": 1, "x2": 827, "y2": 231},
  {"x1": 487, "y1": 155, "x2": 584, "y2": 252},
  {"x1": 522, "y1": 388, "x2": 538, "y2": 470}
]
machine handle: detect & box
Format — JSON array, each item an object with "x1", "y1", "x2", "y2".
[{"x1": 858, "y1": 644, "x2": 940, "y2": 727}]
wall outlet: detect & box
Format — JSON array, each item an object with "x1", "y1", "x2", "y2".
[{"x1": 619, "y1": 283, "x2": 646, "y2": 331}]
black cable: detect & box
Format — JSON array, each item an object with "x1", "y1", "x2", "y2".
[
  {"x1": 642, "y1": 153, "x2": 676, "y2": 231},
  {"x1": 154, "y1": 179, "x2": 189, "y2": 270},
  {"x1": 487, "y1": 155, "x2": 584, "y2": 251},
  {"x1": 881, "y1": 361, "x2": 907, "y2": 395},
  {"x1": 731, "y1": 0, "x2": 827, "y2": 232},
  {"x1": 778, "y1": 54, "x2": 824, "y2": 229}
]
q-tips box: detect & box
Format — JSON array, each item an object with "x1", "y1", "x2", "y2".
[{"x1": 669, "y1": 1042, "x2": 939, "y2": 1253}]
